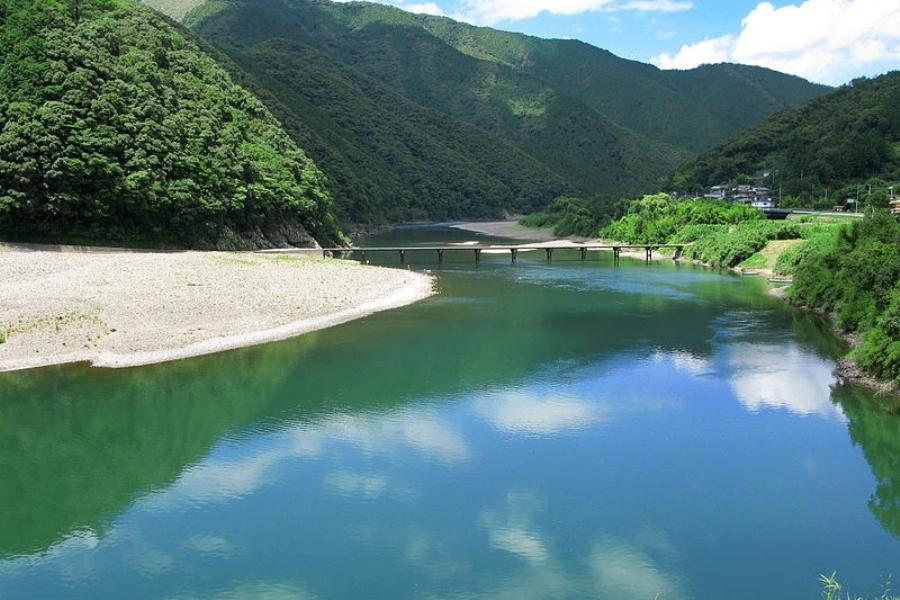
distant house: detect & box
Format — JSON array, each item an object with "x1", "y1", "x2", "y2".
[
  {"x1": 704, "y1": 186, "x2": 727, "y2": 200},
  {"x1": 704, "y1": 184, "x2": 778, "y2": 208}
]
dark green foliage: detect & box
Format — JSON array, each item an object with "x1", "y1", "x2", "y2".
[
  {"x1": 773, "y1": 225, "x2": 843, "y2": 276},
  {"x1": 601, "y1": 194, "x2": 798, "y2": 268},
  {"x1": 144, "y1": 0, "x2": 825, "y2": 223},
  {"x1": 602, "y1": 194, "x2": 764, "y2": 245},
  {"x1": 836, "y1": 386, "x2": 900, "y2": 537},
  {"x1": 270, "y1": 0, "x2": 826, "y2": 153},
  {"x1": 227, "y1": 38, "x2": 571, "y2": 223},
  {"x1": 680, "y1": 220, "x2": 800, "y2": 268},
  {"x1": 0, "y1": 0, "x2": 344, "y2": 247},
  {"x1": 173, "y1": 0, "x2": 683, "y2": 217},
  {"x1": 789, "y1": 212, "x2": 900, "y2": 382},
  {"x1": 520, "y1": 195, "x2": 629, "y2": 237},
  {"x1": 670, "y1": 72, "x2": 900, "y2": 203}
]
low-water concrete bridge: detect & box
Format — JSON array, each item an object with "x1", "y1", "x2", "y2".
[{"x1": 319, "y1": 244, "x2": 687, "y2": 265}]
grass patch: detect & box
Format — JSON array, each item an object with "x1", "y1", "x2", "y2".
[
  {"x1": 739, "y1": 252, "x2": 767, "y2": 269},
  {"x1": 821, "y1": 572, "x2": 898, "y2": 600},
  {"x1": 740, "y1": 239, "x2": 805, "y2": 271}
]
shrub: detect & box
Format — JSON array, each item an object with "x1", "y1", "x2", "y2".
[
  {"x1": 602, "y1": 194, "x2": 763, "y2": 245},
  {"x1": 790, "y1": 210, "x2": 900, "y2": 382},
  {"x1": 681, "y1": 221, "x2": 801, "y2": 268},
  {"x1": 521, "y1": 195, "x2": 629, "y2": 238}
]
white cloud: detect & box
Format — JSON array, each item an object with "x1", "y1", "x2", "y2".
[
  {"x1": 405, "y1": 2, "x2": 445, "y2": 15},
  {"x1": 652, "y1": 0, "x2": 900, "y2": 84},
  {"x1": 479, "y1": 491, "x2": 549, "y2": 563},
  {"x1": 488, "y1": 526, "x2": 549, "y2": 562},
  {"x1": 727, "y1": 343, "x2": 843, "y2": 419},
  {"x1": 324, "y1": 471, "x2": 391, "y2": 499},
  {"x1": 589, "y1": 535, "x2": 687, "y2": 600},
  {"x1": 458, "y1": 0, "x2": 692, "y2": 24},
  {"x1": 333, "y1": 0, "x2": 444, "y2": 16},
  {"x1": 475, "y1": 392, "x2": 604, "y2": 436}
]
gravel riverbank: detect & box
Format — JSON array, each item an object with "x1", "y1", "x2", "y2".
[{"x1": 0, "y1": 245, "x2": 432, "y2": 372}]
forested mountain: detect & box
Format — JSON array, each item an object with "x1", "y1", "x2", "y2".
[
  {"x1": 352, "y1": 8, "x2": 828, "y2": 152},
  {"x1": 145, "y1": 0, "x2": 827, "y2": 224},
  {"x1": 0, "y1": 0, "x2": 343, "y2": 248},
  {"x1": 208, "y1": 38, "x2": 574, "y2": 223},
  {"x1": 669, "y1": 72, "x2": 900, "y2": 201}
]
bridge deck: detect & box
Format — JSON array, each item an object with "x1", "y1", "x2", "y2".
[
  {"x1": 312, "y1": 243, "x2": 686, "y2": 264},
  {"x1": 319, "y1": 244, "x2": 685, "y2": 252}
]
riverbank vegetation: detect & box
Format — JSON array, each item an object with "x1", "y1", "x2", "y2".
[
  {"x1": 600, "y1": 193, "x2": 803, "y2": 268},
  {"x1": 788, "y1": 211, "x2": 900, "y2": 384},
  {"x1": 0, "y1": 0, "x2": 344, "y2": 248},
  {"x1": 821, "y1": 572, "x2": 899, "y2": 600},
  {"x1": 519, "y1": 196, "x2": 629, "y2": 237},
  {"x1": 587, "y1": 194, "x2": 900, "y2": 385}
]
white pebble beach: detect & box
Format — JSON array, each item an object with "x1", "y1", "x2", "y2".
[{"x1": 0, "y1": 245, "x2": 433, "y2": 372}]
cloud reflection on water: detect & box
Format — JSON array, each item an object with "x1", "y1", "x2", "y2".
[
  {"x1": 727, "y1": 343, "x2": 842, "y2": 419},
  {"x1": 474, "y1": 392, "x2": 605, "y2": 437}
]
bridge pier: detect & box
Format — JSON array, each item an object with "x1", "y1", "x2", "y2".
[{"x1": 315, "y1": 244, "x2": 685, "y2": 267}]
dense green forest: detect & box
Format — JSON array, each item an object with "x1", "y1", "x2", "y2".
[
  {"x1": 0, "y1": 0, "x2": 344, "y2": 248},
  {"x1": 143, "y1": 0, "x2": 826, "y2": 224},
  {"x1": 670, "y1": 72, "x2": 900, "y2": 207},
  {"x1": 520, "y1": 196, "x2": 630, "y2": 238}
]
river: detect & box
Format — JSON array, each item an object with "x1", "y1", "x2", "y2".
[{"x1": 0, "y1": 225, "x2": 897, "y2": 599}]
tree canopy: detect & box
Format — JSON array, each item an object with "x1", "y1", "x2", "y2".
[{"x1": 0, "y1": 0, "x2": 344, "y2": 248}]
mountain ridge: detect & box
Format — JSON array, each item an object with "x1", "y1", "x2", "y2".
[{"x1": 140, "y1": 0, "x2": 829, "y2": 223}]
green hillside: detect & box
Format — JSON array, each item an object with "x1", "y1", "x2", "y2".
[
  {"x1": 169, "y1": 0, "x2": 685, "y2": 217},
  {"x1": 141, "y1": 0, "x2": 825, "y2": 224},
  {"x1": 255, "y1": 0, "x2": 827, "y2": 152},
  {"x1": 201, "y1": 37, "x2": 574, "y2": 223},
  {"x1": 0, "y1": 0, "x2": 343, "y2": 248},
  {"x1": 402, "y1": 19, "x2": 829, "y2": 152},
  {"x1": 670, "y1": 72, "x2": 900, "y2": 203}
]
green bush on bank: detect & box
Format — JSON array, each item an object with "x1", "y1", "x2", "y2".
[
  {"x1": 520, "y1": 196, "x2": 629, "y2": 238},
  {"x1": 773, "y1": 225, "x2": 843, "y2": 276},
  {"x1": 602, "y1": 193, "x2": 763, "y2": 245},
  {"x1": 601, "y1": 194, "x2": 793, "y2": 267},
  {"x1": 681, "y1": 221, "x2": 801, "y2": 268},
  {"x1": 790, "y1": 210, "x2": 900, "y2": 382}
]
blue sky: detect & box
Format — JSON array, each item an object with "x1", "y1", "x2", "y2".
[{"x1": 363, "y1": 0, "x2": 900, "y2": 85}]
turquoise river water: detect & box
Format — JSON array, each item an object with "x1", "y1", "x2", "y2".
[{"x1": 0, "y1": 225, "x2": 898, "y2": 599}]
